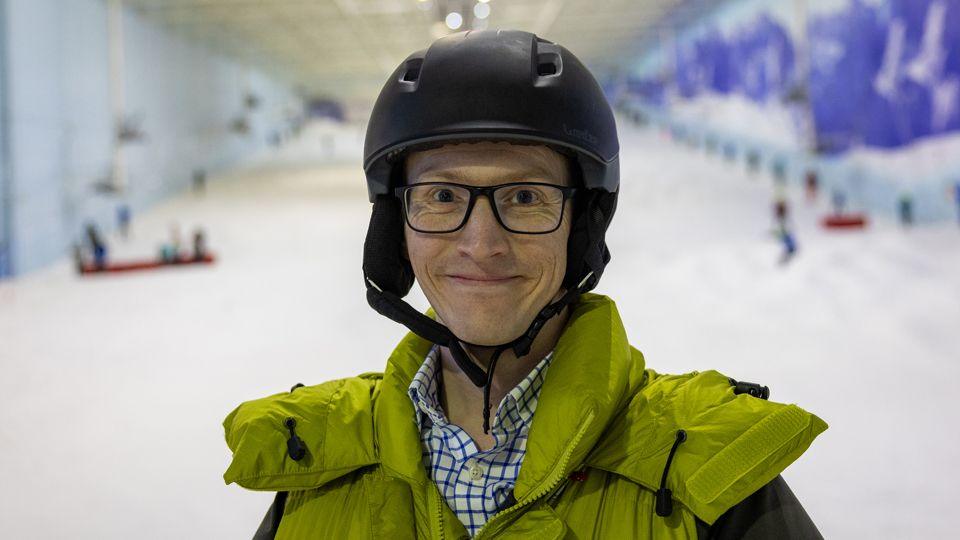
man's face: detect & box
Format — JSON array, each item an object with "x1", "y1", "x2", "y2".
[{"x1": 404, "y1": 141, "x2": 572, "y2": 346}]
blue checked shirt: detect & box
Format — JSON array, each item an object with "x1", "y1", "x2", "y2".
[{"x1": 407, "y1": 344, "x2": 554, "y2": 537}]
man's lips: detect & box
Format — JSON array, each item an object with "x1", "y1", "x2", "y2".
[{"x1": 445, "y1": 274, "x2": 520, "y2": 285}]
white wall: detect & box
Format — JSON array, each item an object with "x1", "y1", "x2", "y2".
[{"x1": 1, "y1": 0, "x2": 301, "y2": 275}]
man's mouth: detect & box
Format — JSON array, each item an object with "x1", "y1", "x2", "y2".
[{"x1": 445, "y1": 273, "x2": 520, "y2": 286}]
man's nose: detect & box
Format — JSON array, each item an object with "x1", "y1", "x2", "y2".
[{"x1": 456, "y1": 196, "x2": 509, "y2": 259}]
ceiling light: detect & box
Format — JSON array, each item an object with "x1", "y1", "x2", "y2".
[
  {"x1": 445, "y1": 11, "x2": 463, "y2": 30},
  {"x1": 474, "y1": 2, "x2": 490, "y2": 19},
  {"x1": 478, "y1": 0, "x2": 490, "y2": 3}
]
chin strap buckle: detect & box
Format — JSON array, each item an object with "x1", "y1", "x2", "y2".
[{"x1": 728, "y1": 378, "x2": 770, "y2": 400}]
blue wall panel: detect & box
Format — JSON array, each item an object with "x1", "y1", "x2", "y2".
[
  {"x1": 809, "y1": 0, "x2": 960, "y2": 151},
  {"x1": 623, "y1": 0, "x2": 960, "y2": 222},
  {"x1": 628, "y1": 0, "x2": 960, "y2": 153},
  {"x1": 0, "y1": 0, "x2": 10, "y2": 277}
]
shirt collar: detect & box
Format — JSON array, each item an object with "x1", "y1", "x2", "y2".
[
  {"x1": 407, "y1": 345, "x2": 447, "y2": 429},
  {"x1": 407, "y1": 344, "x2": 554, "y2": 433}
]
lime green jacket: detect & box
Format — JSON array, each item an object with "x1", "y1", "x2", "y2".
[{"x1": 223, "y1": 294, "x2": 827, "y2": 539}]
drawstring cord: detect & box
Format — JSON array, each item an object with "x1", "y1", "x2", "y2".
[
  {"x1": 284, "y1": 417, "x2": 307, "y2": 461},
  {"x1": 655, "y1": 429, "x2": 687, "y2": 517},
  {"x1": 475, "y1": 274, "x2": 595, "y2": 435},
  {"x1": 481, "y1": 346, "x2": 508, "y2": 434},
  {"x1": 284, "y1": 384, "x2": 308, "y2": 462}
]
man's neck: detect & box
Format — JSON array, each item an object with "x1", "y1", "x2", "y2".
[{"x1": 436, "y1": 305, "x2": 570, "y2": 451}]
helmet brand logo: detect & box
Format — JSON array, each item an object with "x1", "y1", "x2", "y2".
[{"x1": 562, "y1": 124, "x2": 597, "y2": 145}]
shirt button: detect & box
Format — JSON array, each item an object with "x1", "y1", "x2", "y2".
[{"x1": 468, "y1": 461, "x2": 483, "y2": 481}]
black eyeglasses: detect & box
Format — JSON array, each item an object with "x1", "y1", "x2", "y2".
[{"x1": 394, "y1": 181, "x2": 577, "y2": 234}]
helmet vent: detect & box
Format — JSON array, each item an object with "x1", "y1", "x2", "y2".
[
  {"x1": 537, "y1": 62, "x2": 557, "y2": 76},
  {"x1": 401, "y1": 58, "x2": 423, "y2": 82},
  {"x1": 536, "y1": 52, "x2": 561, "y2": 77}
]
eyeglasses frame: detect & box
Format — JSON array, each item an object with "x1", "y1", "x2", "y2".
[{"x1": 394, "y1": 181, "x2": 578, "y2": 235}]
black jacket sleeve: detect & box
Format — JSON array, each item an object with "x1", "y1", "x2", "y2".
[
  {"x1": 253, "y1": 491, "x2": 287, "y2": 540},
  {"x1": 696, "y1": 475, "x2": 823, "y2": 540}
]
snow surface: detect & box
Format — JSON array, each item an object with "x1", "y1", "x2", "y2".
[{"x1": 1, "y1": 120, "x2": 958, "y2": 539}]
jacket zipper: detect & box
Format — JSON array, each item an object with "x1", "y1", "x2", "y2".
[
  {"x1": 430, "y1": 481, "x2": 446, "y2": 540},
  {"x1": 472, "y1": 410, "x2": 595, "y2": 540}
]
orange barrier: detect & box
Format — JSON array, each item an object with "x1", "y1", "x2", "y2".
[
  {"x1": 821, "y1": 214, "x2": 868, "y2": 229},
  {"x1": 78, "y1": 254, "x2": 216, "y2": 275}
]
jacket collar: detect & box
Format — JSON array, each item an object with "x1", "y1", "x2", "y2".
[
  {"x1": 512, "y1": 293, "x2": 642, "y2": 499},
  {"x1": 374, "y1": 328, "x2": 435, "y2": 486},
  {"x1": 374, "y1": 293, "x2": 644, "y2": 500}
]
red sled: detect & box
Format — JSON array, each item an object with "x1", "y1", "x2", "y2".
[
  {"x1": 78, "y1": 254, "x2": 216, "y2": 275},
  {"x1": 821, "y1": 214, "x2": 868, "y2": 229}
]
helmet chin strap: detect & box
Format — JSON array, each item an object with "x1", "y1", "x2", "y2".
[{"x1": 365, "y1": 271, "x2": 594, "y2": 434}]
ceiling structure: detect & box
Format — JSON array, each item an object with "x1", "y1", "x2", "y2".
[{"x1": 126, "y1": 0, "x2": 718, "y2": 105}]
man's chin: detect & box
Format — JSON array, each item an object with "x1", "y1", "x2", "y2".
[{"x1": 445, "y1": 318, "x2": 527, "y2": 346}]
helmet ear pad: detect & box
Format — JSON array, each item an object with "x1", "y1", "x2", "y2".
[
  {"x1": 563, "y1": 189, "x2": 618, "y2": 293},
  {"x1": 363, "y1": 195, "x2": 416, "y2": 297}
]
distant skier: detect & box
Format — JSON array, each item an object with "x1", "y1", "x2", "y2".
[
  {"x1": 774, "y1": 196, "x2": 789, "y2": 228},
  {"x1": 117, "y1": 205, "x2": 131, "y2": 239},
  {"x1": 805, "y1": 171, "x2": 819, "y2": 201},
  {"x1": 898, "y1": 193, "x2": 913, "y2": 226},
  {"x1": 85, "y1": 223, "x2": 107, "y2": 269},
  {"x1": 159, "y1": 223, "x2": 182, "y2": 263},
  {"x1": 778, "y1": 225, "x2": 798, "y2": 265},
  {"x1": 772, "y1": 193, "x2": 796, "y2": 264},
  {"x1": 193, "y1": 228, "x2": 207, "y2": 261}
]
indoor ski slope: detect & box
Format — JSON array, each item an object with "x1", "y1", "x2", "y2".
[{"x1": 1, "y1": 121, "x2": 958, "y2": 539}]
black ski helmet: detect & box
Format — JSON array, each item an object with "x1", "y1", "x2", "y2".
[{"x1": 362, "y1": 30, "x2": 619, "y2": 432}]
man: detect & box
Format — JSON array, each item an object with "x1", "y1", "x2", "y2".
[{"x1": 223, "y1": 30, "x2": 827, "y2": 539}]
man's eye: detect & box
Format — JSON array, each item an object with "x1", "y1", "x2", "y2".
[
  {"x1": 513, "y1": 190, "x2": 539, "y2": 204},
  {"x1": 433, "y1": 189, "x2": 455, "y2": 203}
]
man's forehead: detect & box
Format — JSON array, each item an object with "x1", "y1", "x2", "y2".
[{"x1": 405, "y1": 141, "x2": 570, "y2": 185}]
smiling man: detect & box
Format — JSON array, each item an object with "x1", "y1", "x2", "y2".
[
  {"x1": 223, "y1": 30, "x2": 827, "y2": 539},
  {"x1": 401, "y1": 142, "x2": 575, "y2": 455}
]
